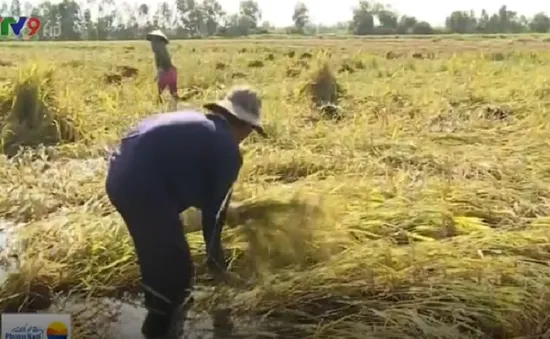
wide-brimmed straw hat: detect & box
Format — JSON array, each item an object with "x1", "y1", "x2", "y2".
[
  {"x1": 146, "y1": 30, "x2": 169, "y2": 44},
  {"x1": 204, "y1": 86, "x2": 267, "y2": 138}
]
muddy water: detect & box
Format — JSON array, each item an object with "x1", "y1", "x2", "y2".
[
  {"x1": 0, "y1": 221, "x2": 274, "y2": 338},
  {"x1": 46, "y1": 295, "x2": 270, "y2": 338}
]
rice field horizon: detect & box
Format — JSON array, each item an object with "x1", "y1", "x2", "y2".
[{"x1": 1, "y1": 36, "x2": 550, "y2": 338}]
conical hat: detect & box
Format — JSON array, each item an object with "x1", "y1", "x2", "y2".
[
  {"x1": 146, "y1": 30, "x2": 168, "y2": 44},
  {"x1": 203, "y1": 86, "x2": 267, "y2": 137}
]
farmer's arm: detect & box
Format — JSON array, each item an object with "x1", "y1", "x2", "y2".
[
  {"x1": 217, "y1": 189, "x2": 233, "y2": 229},
  {"x1": 201, "y1": 139, "x2": 242, "y2": 271}
]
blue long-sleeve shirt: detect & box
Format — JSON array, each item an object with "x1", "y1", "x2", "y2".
[{"x1": 119, "y1": 110, "x2": 242, "y2": 261}]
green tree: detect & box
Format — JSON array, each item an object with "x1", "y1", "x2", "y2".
[
  {"x1": 57, "y1": 0, "x2": 81, "y2": 40},
  {"x1": 377, "y1": 9, "x2": 398, "y2": 30},
  {"x1": 349, "y1": 1, "x2": 374, "y2": 35},
  {"x1": 239, "y1": 0, "x2": 261, "y2": 29},
  {"x1": 445, "y1": 11, "x2": 477, "y2": 33},
  {"x1": 187, "y1": 1, "x2": 207, "y2": 36},
  {"x1": 0, "y1": 0, "x2": 545, "y2": 41},
  {"x1": 175, "y1": 0, "x2": 192, "y2": 36},
  {"x1": 153, "y1": 2, "x2": 173, "y2": 30},
  {"x1": 9, "y1": 0, "x2": 20, "y2": 16},
  {"x1": 221, "y1": 12, "x2": 254, "y2": 36},
  {"x1": 82, "y1": 8, "x2": 95, "y2": 39},
  {"x1": 94, "y1": 0, "x2": 116, "y2": 40},
  {"x1": 529, "y1": 12, "x2": 550, "y2": 33},
  {"x1": 292, "y1": 1, "x2": 308, "y2": 33},
  {"x1": 396, "y1": 15, "x2": 417, "y2": 34},
  {"x1": 0, "y1": 1, "x2": 7, "y2": 15},
  {"x1": 138, "y1": 3, "x2": 150, "y2": 28},
  {"x1": 412, "y1": 21, "x2": 432, "y2": 34},
  {"x1": 494, "y1": 5, "x2": 525, "y2": 33},
  {"x1": 476, "y1": 9, "x2": 489, "y2": 32},
  {"x1": 35, "y1": 1, "x2": 63, "y2": 40},
  {"x1": 200, "y1": 0, "x2": 225, "y2": 35}
]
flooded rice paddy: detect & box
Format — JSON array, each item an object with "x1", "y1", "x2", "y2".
[{"x1": 0, "y1": 220, "x2": 274, "y2": 338}]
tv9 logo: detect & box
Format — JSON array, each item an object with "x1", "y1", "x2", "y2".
[{"x1": 0, "y1": 16, "x2": 61, "y2": 39}]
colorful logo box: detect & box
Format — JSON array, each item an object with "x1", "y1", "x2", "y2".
[{"x1": 2, "y1": 313, "x2": 71, "y2": 339}]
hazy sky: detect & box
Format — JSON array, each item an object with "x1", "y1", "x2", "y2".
[
  {"x1": 232, "y1": 0, "x2": 550, "y2": 27},
  {"x1": 26, "y1": 0, "x2": 550, "y2": 27}
]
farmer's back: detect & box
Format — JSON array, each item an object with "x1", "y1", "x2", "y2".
[
  {"x1": 105, "y1": 86, "x2": 263, "y2": 339},
  {"x1": 112, "y1": 110, "x2": 241, "y2": 211}
]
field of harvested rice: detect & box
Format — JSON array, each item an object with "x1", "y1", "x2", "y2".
[{"x1": 2, "y1": 36, "x2": 550, "y2": 338}]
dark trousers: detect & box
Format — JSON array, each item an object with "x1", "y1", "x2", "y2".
[{"x1": 106, "y1": 154, "x2": 194, "y2": 315}]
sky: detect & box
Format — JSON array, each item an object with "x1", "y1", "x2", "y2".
[
  {"x1": 243, "y1": 0, "x2": 550, "y2": 26},
  {"x1": 205, "y1": 0, "x2": 550, "y2": 27},
  {"x1": 23, "y1": 0, "x2": 550, "y2": 28}
]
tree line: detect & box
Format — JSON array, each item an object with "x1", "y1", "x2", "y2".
[{"x1": 1, "y1": 0, "x2": 550, "y2": 40}]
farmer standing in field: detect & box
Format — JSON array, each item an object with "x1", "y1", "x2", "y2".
[
  {"x1": 105, "y1": 86, "x2": 266, "y2": 339},
  {"x1": 146, "y1": 30, "x2": 179, "y2": 105}
]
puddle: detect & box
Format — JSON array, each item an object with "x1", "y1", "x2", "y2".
[
  {"x1": 46, "y1": 295, "x2": 272, "y2": 338},
  {"x1": 0, "y1": 220, "x2": 277, "y2": 338},
  {"x1": 0, "y1": 220, "x2": 20, "y2": 283}
]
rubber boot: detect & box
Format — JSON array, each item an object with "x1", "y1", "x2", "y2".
[{"x1": 141, "y1": 290, "x2": 193, "y2": 339}]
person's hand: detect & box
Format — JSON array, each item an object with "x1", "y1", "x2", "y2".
[{"x1": 206, "y1": 258, "x2": 248, "y2": 288}]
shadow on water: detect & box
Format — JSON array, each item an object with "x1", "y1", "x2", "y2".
[{"x1": 0, "y1": 220, "x2": 279, "y2": 338}]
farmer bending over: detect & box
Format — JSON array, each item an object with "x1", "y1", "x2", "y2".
[
  {"x1": 105, "y1": 86, "x2": 266, "y2": 339},
  {"x1": 146, "y1": 30, "x2": 178, "y2": 104}
]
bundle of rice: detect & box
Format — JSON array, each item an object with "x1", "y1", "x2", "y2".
[
  {"x1": 0, "y1": 189, "x2": 351, "y2": 312},
  {"x1": 300, "y1": 62, "x2": 345, "y2": 120},
  {"x1": 203, "y1": 226, "x2": 550, "y2": 338},
  {"x1": 186, "y1": 190, "x2": 351, "y2": 279},
  {"x1": 0, "y1": 63, "x2": 79, "y2": 157}
]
